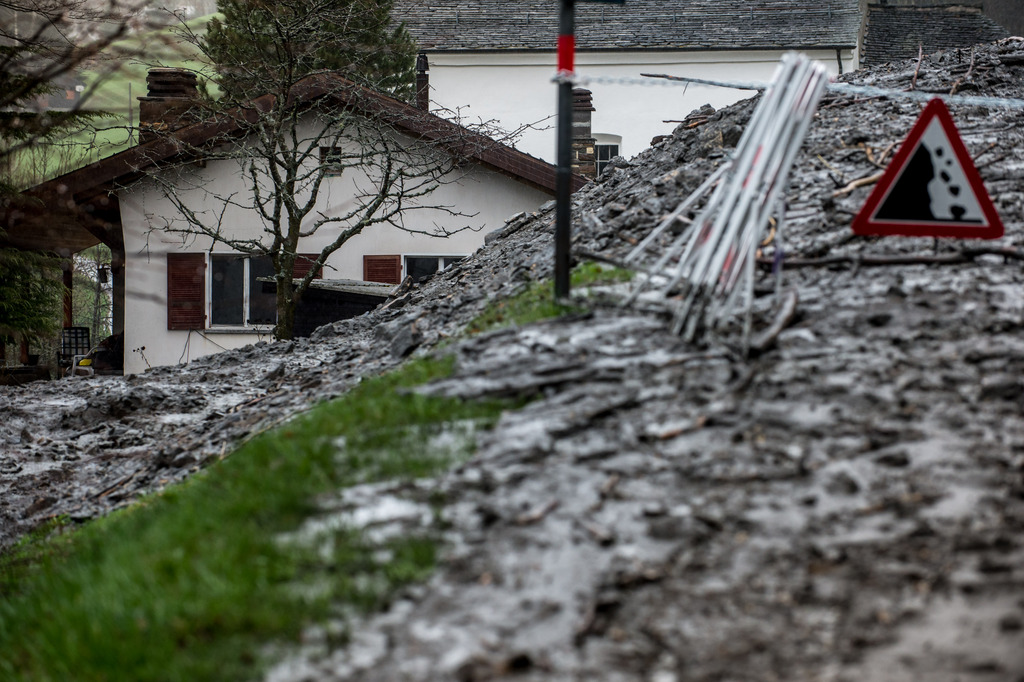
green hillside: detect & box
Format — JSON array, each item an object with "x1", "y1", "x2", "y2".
[{"x1": 15, "y1": 14, "x2": 217, "y2": 187}]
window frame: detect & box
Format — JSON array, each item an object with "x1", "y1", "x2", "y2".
[
  {"x1": 208, "y1": 253, "x2": 277, "y2": 330},
  {"x1": 403, "y1": 254, "x2": 465, "y2": 283},
  {"x1": 319, "y1": 145, "x2": 344, "y2": 177},
  {"x1": 595, "y1": 143, "x2": 620, "y2": 176},
  {"x1": 167, "y1": 252, "x2": 322, "y2": 333},
  {"x1": 593, "y1": 134, "x2": 622, "y2": 177}
]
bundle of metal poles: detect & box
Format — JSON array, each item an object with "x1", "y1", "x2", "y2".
[{"x1": 623, "y1": 52, "x2": 829, "y2": 345}]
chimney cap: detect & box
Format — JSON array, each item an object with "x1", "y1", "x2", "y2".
[
  {"x1": 141, "y1": 68, "x2": 198, "y2": 101},
  {"x1": 573, "y1": 88, "x2": 595, "y2": 111}
]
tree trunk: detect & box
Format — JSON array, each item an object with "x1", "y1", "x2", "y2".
[{"x1": 275, "y1": 266, "x2": 296, "y2": 341}]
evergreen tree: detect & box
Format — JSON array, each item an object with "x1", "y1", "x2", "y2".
[
  {"x1": 201, "y1": 0, "x2": 417, "y2": 103},
  {"x1": 0, "y1": 232, "x2": 63, "y2": 354},
  {"x1": 0, "y1": 0, "x2": 120, "y2": 355}
]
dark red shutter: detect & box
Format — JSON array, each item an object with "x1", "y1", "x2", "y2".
[
  {"x1": 167, "y1": 253, "x2": 206, "y2": 330},
  {"x1": 293, "y1": 253, "x2": 323, "y2": 279},
  {"x1": 363, "y1": 255, "x2": 402, "y2": 284}
]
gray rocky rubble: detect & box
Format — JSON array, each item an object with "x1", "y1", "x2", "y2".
[{"x1": 4, "y1": 38, "x2": 1024, "y2": 681}]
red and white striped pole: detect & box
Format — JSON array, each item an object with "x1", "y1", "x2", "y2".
[{"x1": 554, "y1": 0, "x2": 575, "y2": 299}]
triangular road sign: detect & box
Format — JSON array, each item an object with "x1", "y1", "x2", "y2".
[{"x1": 853, "y1": 98, "x2": 1004, "y2": 239}]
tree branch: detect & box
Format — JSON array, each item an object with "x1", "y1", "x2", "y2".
[{"x1": 758, "y1": 246, "x2": 1024, "y2": 270}]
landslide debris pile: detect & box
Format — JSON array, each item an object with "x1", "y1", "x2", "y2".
[{"x1": 3, "y1": 39, "x2": 1024, "y2": 682}]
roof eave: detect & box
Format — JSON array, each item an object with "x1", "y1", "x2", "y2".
[
  {"x1": 21, "y1": 73, "x2": 569, "y2": 207},
  {"x1": 419, "y1": 44, "x2": 859, "y2": 54}
]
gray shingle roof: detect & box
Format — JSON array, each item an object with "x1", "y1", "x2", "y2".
[
  {"x1": 862, "y1": 5, "x2": 1010, "y2": 66},
  {"x1": 394, "y1": 0, "x2": 861, "y2": 52}
]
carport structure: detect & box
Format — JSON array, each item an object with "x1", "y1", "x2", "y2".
[{"x1": 1, "y1": 170, "x2": 126, "y2": 367}]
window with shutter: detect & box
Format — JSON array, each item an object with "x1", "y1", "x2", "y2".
[
  {"x1": 203, "y1": 253, "x2": 327, "y2": 328},
  {"x1": 167, "y1": 253, "x2": 206, "y2": 330},
  {"x1": 169, "y1": 252, "x2": 328, "y2": 331},
  {"x1": 363, "y1": 254, "x2": 402, "y2": 284},
  {"x1": 211, "y1": 254, "x2": 246, "y2": 325},
  {"x1": 293, "y1": 253, "x2": 324, "y2": 279}
]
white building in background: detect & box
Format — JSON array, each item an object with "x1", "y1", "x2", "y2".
[
  {"x1": 11, "y1": 71, "x2": 576, "y2": 374},
  {"x1": 396, "y1": 0, "x2": 862, "y2": 163}
]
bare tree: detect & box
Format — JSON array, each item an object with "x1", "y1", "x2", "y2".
[
  {"x1": 144, "y1": 0, "x2": 522, "y2": 340},
  {"x1": 146, "y1": 75, "x2": 515, "y2": 339}
]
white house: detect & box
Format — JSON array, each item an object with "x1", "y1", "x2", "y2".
[
  {"x1": 8, "y1": 70, "x2": 579, "y2": 374},
  {"x1": 395, "y1": 0, "x2": 864, "y2": 164}
]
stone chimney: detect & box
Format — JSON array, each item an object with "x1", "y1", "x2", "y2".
[
  {"x1": 415, "y1": 53, "x2": 429, "y2": 111},
  {"x1": 572, "y1": 89, "x2": 597, "y2": 179},
  {"x1": 137, "y1": 68, "x2": 199, "y2": 143}
]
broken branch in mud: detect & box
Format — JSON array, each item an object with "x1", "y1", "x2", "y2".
[
  {"x1": 910, "y1": 43, "x2": 924, "y2": 91},
  {"x1": 865, "y1": 142, "x2": 896, "y2": 168},
  {"x1": 582, "y1": 520, "x2": 616, "y2": 546},
  {"x1": 600, "y1": 473, "x2": 620, "y2": 499},
  {"x1": 515, "y1": 499, "x2": 560, "y2": 526},
  {"x1": 833, "y1": 171, "x2": 885, "y2": 197},
  {"x1": 91, "y1": 470, "x2": 143, "y2": 500},
  {"x1": 759, "y1": 246, "x2": 1024, "y2": 270},
  {"x1": 973, "y1": 141, "x2": 1000, "y2": 165},
  {"x1": 819, "y1": 94, "x2": 885, "y2": 110},
  {"x1": 576, "y1": 249, "x2": 638, "y2": 271},
  {"x1": 749, "y1": 289, "x2": 799, "y2": 354},
  {"x1": 950, "y1": 47, "x2": 976, "y2": 95}
]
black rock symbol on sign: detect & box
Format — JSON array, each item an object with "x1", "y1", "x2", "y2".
[{"x1": 875, "y1": 121, "x2": 983, "y2": 224}]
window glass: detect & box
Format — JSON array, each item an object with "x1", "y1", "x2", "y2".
[
  {"x1": 248, "y1": 256, "x2": 277, "y2": 325},
  {"x1": 211, "y1": 255, "x2": 244, "y2": 325},
  {"x1": 319, "y1": 146, "x2": 344, "y2": 177},
  {"x1": 405, "y1": 256, "x2": 440, "y2": 283},
  {"x1": 404, "y1": 256, "x2": 464, "y2": 283},
  {"x1": 596, "y1": 144, "x2": 619, "y2": 176}
]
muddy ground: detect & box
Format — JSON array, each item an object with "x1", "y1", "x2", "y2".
[{"x1": 4, "y1": 39, "x2": 1024, "y2": 681}]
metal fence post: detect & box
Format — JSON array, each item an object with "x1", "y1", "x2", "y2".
[{"x1": 555, "y1": 0, "x2": 575, "y2": 300}]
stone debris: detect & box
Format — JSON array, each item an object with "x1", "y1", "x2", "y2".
[{"x1": 5, "y1": 39, "x2": 1024, "y2": 681}]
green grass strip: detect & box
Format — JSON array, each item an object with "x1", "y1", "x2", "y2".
[
  {"x1": 0, "y1": 266, "x2": 624, "y2": 681},
  {"x1": 466, "y1": 261, "x2": 633, "y2": 335},
  {"x1": 0, "y1": 356, "x2": 506, "y2": 682}
]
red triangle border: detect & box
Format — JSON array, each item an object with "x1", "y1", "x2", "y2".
[{"x1": 852, "y1": 98, "x2": 1004, "y2": 240}]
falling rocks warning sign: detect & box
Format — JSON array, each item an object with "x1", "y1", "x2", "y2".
[{"x1": 852, "y1": 98, "x2": 1004, "y2": 239}]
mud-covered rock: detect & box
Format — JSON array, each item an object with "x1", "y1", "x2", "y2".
[{"x1": 5, "y1": 38, "x2": 1024, "y2": 682}]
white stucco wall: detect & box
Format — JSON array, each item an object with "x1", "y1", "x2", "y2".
[
  {"x1": 425, "y1": 49, "x2": 857, "y2": 163},
  {"x1": 118, "y1": 136, "x2": 551, "y2": 375}
]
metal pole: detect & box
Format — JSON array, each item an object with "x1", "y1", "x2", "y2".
[
  {"x1": 555, "y1": 0, "x2": 574, "y2": 300},
  {"x1": 128, "y1": 82, "x2": 133, "y2": 145}
]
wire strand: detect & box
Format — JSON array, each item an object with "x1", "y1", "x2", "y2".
[{"x1": 553, "y1": 72, "x2": 1024, "y2": 110}]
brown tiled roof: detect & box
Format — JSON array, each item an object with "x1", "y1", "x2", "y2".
[
  {"x1": 3, "y1": 73, "x2": 581, "y2": 253},
  {"x1": 395, "y1": 0, "x2": 861, "y2": 52}
]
